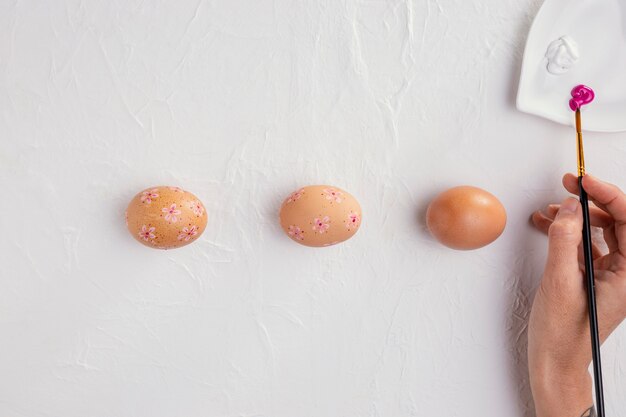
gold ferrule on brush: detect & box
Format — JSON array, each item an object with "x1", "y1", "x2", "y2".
[{"x1": 576, "y1": 109, "x2": 585, "y2": 177}]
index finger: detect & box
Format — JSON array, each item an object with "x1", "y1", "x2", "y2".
[
  {"x1": 581, "y1": 175, "x2": 626, "y2": 225},
  {"x1": 563, "y1": 173, "x2": 623, "y2": 219},
  {"x1": 568, "y1": 173, "x2": 626, "y2": 260}
]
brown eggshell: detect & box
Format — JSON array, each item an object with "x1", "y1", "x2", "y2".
[
  {"x1": 279, "y1": 185, "x2": 362, "y2": 247},
  {"x1": 426, "y1": 186, "x2": 506, "y2": 250},
  {"x1": 125, "y1": 186, "x2": 207, "y2": 250}
]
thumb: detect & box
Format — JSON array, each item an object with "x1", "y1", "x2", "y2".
[{"x1": 544, "y1": 197, "x2": 583, "y2": 287}]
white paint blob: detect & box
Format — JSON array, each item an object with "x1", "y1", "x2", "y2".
[{"x1": 545, "y1": 36, "x2": 579, "y2": 75}]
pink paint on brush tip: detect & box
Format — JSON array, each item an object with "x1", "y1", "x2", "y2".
[{"x1": 569, "y1": 85, "x2": 595, "y2": 111}]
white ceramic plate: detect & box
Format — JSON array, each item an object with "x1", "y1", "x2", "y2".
[{"x1": 517, "y1": 0, "x2": 626, "y2": 132}]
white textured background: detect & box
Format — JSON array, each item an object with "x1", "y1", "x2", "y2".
[{"x1": 2, "y1": 1, "x2": 626, "y2": 416}]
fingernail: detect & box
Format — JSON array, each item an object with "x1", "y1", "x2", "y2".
[
  {"x1": 547, "y1": 204, "x2": 559, "y2": 215},
  {"x1": 558, "y1": 198, "x2": 579, "y2": 214}
]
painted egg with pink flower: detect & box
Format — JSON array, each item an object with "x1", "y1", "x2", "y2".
[
  {"x1": 279, "y1": 185, "x2": 362, "y2": 247},
  {"x1": 125, "y1": 186, "x2": 207, "y2": 249}
]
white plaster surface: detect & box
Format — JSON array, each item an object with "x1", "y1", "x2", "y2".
[{"x1": 1, "y1": 1, "x2": 626, "y2": 416}]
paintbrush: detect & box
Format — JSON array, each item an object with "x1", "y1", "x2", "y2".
[{"x1": 569, "y1": 84, "x2": 605, "y2": 417}]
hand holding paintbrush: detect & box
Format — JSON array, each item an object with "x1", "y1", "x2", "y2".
[
  {"x1": 528, "y1": 87, "x2": 626, "y2": 417},
  {"x1": 529, "y1": 172, "x2": 626, "y2": 417}
]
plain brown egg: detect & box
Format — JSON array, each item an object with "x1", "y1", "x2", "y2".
[{"x1": 426, "y1": 186, "x2": 506, "y2": 250}]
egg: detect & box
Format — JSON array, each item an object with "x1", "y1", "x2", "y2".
[
  {"x1": 125, "y1": 186, "x2": 207, "y2": 249},
  {"x1": 426, "y1": 186, "x2": 506, "y2": 250},
  {"x1": 279, "y1": 185, "x2": 362, "y2": 247}
]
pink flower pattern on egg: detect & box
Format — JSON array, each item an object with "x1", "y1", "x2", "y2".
[
  {"x1": 140, "y1": 189, "x2": 159, "y2": 204},
  {"x1": 286, "y1": 189, "x2": 304, "y2": 204},
  {"x1": 139, "y1": 225, "x2": 156, "y2": 241},
  {"x1": 162, "y1": 204, "x2": 182, "y2": 223},
  {"x1": 323, "y1": 188, "x2": 343, "y2": 203},
  {"x1": 288, "y1": 225, "x2": 304, "y2": 241},
  {"x1": 347, "y1": 211, "x2": 360, "y2": 230},
  {"x1": 312, "y1": 216, "x2": 331, "y2": 234},
  {"x1": 190, "y1": 201, "x2": 204, "y2": 217},
  {"x1": 177, "y1": 225, "x2": 199, "y2": 241},
  {"x1": 128, "y1": 186, "x2": 207, "y2": 249},
  {"x1": 279, "y1": 185, "x2": 361, "y2": 247}
]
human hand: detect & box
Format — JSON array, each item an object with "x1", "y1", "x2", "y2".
[{"x1": 528, "y1": 173, "x2": 626, "y2": 417}]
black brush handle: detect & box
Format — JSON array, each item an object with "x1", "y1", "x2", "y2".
[{"x1": 580, "y1": 175, "x2": 605, "y2": 417}]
